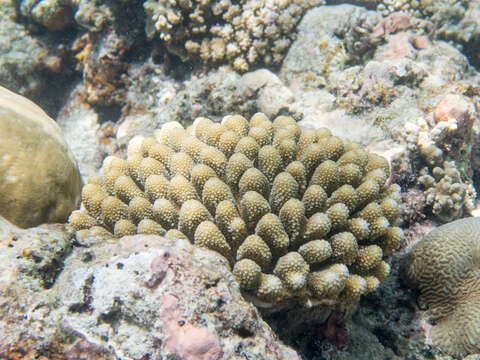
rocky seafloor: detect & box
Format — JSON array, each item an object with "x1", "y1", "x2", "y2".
[{"x1": 1, "y1": 0, "x2": 480, "y2": 359}]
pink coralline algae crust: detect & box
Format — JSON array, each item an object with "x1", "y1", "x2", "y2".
[
  {"x1": 377, "y1": 32, "x2": 416, "y2": 60},
  {"x1": 372, "y1": 12, "x2": 414, "y2": 38},
  {"x1": 160, "y1": 292, "x2": 223, "y2": 360},
  {"x1": 433, "y1": 94, "x2": 475, "y2": 135},
  {"x1": 164, "y1": 320, "x2": 222, "y2": 360}
]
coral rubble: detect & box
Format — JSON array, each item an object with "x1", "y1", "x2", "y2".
[{"x1": 69, "y1": 113, "x2": 404, "y2": 309}]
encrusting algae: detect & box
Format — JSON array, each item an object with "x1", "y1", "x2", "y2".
[{"x1": 69, "y1": 113, "x2": 404, "y2": 308}]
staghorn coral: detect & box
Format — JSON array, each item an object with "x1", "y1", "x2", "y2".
[
  {"x1": 143, "y1": 0, "x2": 326, "y2": 72},
  {"x1": 401, "y1": 217, "x2": 480, "y2": 358},
  {"x1": 69, "y1": 112, "x2": 403, "y2": 308}
]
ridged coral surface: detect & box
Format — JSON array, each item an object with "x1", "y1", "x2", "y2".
[
  {"x1": 402, "y1": 217, "x2": 480, "y2": 357},
  {"x1": 69, "y1": 113, "x2": 403, "y2": 307}
]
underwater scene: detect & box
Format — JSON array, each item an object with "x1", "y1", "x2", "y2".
[{"x1": 1, "y1": 0, "x2": 480, "y2": 359}]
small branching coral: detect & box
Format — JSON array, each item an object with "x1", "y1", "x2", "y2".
[
  {"x1": 418, "y1": 161, "x2": 475, "y2": 222},
  {"x1": 144, "y1": 0, "x2": 326, "y2": 71},
  {"x1": 69, "y1": 113, "x2": 404, "y2": 308},
  {"x1": 404, "y1": 93, "x2": 477, "y2": 223}
]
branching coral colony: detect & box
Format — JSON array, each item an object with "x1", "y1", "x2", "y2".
[
  {"x1": 144, "y1": 0, "x2": 326, "y2": 71},
  {"x1": 69, "y1": 113, "x2": 404, "y2": 308}
]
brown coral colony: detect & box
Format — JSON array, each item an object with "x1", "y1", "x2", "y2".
[{"x1": 69, "y1": 113, "x2": 403, "y2": 306}]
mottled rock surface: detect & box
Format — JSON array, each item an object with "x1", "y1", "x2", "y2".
[
  {"x1": 0, "y1": 218, "x2": 300, "y2": 360},
  {"x1": 57, "y1": 84, "x2": 105, "y2": 180},
  {"x1": 0, "y1": 0, "x2": 71, "y2": 115},
  {"x1": 280, "y1": 5, "x2": 381, "y2": 86},
  {"x1": 0, "y1": 86, "x2": 82, "y2": 228}
]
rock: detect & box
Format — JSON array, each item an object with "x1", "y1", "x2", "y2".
[
  {"x1": 117, "y1": 69, "x2": 260, "y2": 144},
  {"x1": 434, "y1": 93, "x2": 475, "y2": 130},
  {"x1": 0, "y1": 227, "x2": 301, "y2": 359},
  {"x1": 0, "y1": 217, "x2": 76, "y2": 359},
  {"x1": 279, "y1": 5, "x2": 381, "y2": 86},
  {"x1": 0, "y1": 0, "x2": 65, "y2": 114},
  {"x1": 57, "y1": 83, "x2": 104, "y2": 179},
  {"x1": 0, "y1": 86, "x2": 82, "y2": 228},
  {"x1": 29, "y1": 0, "x2": 74, "y2": 31},
  {"x1": 241, "y1": 69, "x2": 295, "y2": 118},
  {"x1": 375, "y1": 32, "x2": 416, "y2": 61},
  {"x1": 372, "y1": 12, "x2": 414, "y2": 38}
]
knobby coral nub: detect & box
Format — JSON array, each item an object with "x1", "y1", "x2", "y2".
[{"x1": 69, "y1": 113, "x2": 403, "y2": 309}]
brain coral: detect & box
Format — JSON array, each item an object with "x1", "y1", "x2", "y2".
[
  {"x1": 144, "y1": 0, "x2": 326, "y2": 71},
  {"x1": 0, "y1": 85, "x2": 82, "y2": 228},
  {"x1": 69, "y1": 113, "x2": 403, "y2": 308},
  {"x1": 402, "y1": 217, "x2": 480, "y2": 357}
]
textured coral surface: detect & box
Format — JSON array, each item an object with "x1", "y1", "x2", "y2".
[
  {"x1": 402, "y1": 217, "x2": 480, "y2": 357},
  {"x1": 70, "y1": 113, "x2": 404, "y2": 308},
  {"x1": 144, "y1": 0, "x2": 326, "y2": 71}
]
